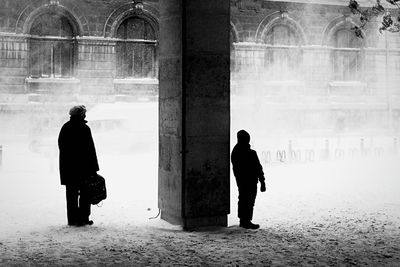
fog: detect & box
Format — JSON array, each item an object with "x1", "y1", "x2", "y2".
[
  {"x1": 231, "y1": 65, "x2": 399, "y2": 167},
  {"x1": 0, "y1": 64, "x2": 399, "y2": 221},
  {"x1": 0, "y1": 0, "x2": 399, "y2": 239},
  {"x1": 0, "y1": 12, "x2": 399, "y2": 267}
]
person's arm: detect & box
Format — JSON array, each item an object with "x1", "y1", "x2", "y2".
[
  {"x1": 254, "y1": 151, "x2": 266, "y2": 192},
  {"x1": 58, "y1": 125, "x2": 65, "y2": 150},
  {"x1": 231, "y1": 148, "x2": 245, "y2": 178},
  {"x1": 86, "y1": 126, "x2": 99, "y2": 173}
]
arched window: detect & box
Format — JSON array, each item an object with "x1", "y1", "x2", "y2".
[
  {"x1": 264, "y1": 24, "x2": 302, "y2": 80},
  {"x1": 29, "y1": 12, "x2": 76, "y2": 78},
  {"x1": 230, "y1": 28, "x2": 236, "y2": 73},
  {"x1": 331, "y1": 28, "x2": 363, "y2": 81},
  {"x1": 116, "y1": 17, "x2": 157, "y2": 78}
]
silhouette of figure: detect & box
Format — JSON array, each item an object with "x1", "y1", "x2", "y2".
[
  {"x1": 231, "y1": 130, "x2": 266, "y2": 229},
  {"x1": 58, "y1": 105, "x2": 99, "y2": 226}
]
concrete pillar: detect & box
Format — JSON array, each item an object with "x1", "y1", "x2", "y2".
[{"x1": 158, "y1": 0, "x2": 230, "y2": 229}]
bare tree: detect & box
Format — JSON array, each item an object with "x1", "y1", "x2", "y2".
[{"x1": 348, "y1": 0, "x2": 400, "y2": 37}]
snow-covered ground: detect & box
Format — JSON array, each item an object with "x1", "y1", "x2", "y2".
[{"x1": 1, "y1": 132, "x2": 399, "y2": 266}]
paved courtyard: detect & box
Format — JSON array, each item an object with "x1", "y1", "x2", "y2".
[{"x1": 0, "y1": 138, "x2": 399, "y2": 266}]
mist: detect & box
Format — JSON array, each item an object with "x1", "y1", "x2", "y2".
[
  {"x1": 0, "y1": 0, "x2": 399, "y2": 226},
  {"x1": 1, "y1": 0, "x2": 400, "y2": 265}
]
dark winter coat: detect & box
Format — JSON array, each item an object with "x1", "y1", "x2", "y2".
[
  {"x1": 231, "y1": 143, "x2": 264, "y2": 186},
  {"x1": 58, "y1": 117, "x2": 99, "y2": 186}
]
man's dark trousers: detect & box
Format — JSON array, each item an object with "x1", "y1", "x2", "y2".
[
  {"x1": 237, "y1": 182, "x2": 257, "y2": 221},
  {"x1": 66, "y1": 184, "x2": 91, "y2": 225}
]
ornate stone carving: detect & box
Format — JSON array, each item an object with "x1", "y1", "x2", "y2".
[
  {"x1": 133, "y1": 0, "x2": 144, "y2": 10},
  {"x1": 232, "y1": 0, "x2": 262, "y2": 12},
  {"x1": 49, "y1": 0, "x2": 60, "y2": 5}
]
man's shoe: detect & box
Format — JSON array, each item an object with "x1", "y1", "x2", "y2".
[
  {"x1": 248, "y1": 222, "x2": 260, "y2": 229},
  {"x1": 75, "y1": 220, "x2": 94, "y2": 226},
  {"x1": 240, "y1": 221, "x2": 260, "y2": 229},
  {"x1": 239, "y1": 220, "x2": 250, "y2": 228},
  {"x1": 68, "y1": 220, "x2": 80, "y2": 226}
]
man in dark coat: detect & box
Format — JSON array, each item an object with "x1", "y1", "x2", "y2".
[
  {"x1": 58, "y1": 105, "x2": 99, "y2": 226},
  {"x1": 231, "y1": 130, "x2": 266, "y2": 229}
]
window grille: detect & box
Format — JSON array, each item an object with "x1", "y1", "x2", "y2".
[
  {"x1": 29, "y1": 12, "x2": 75, "y2": 78},
  {"x1": 116, "y1": 17, "x2": 157, "y2": 79},
  {"x1": 264, "y1": 25, "x2": 302, "y2": 81},
  {"x1": 331, "y1": 29, "x2": 363, "y2": 81}
]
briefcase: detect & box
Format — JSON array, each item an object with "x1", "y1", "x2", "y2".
[{"x1": 82, "y1": 173, "x2": 107, "y2": 205}]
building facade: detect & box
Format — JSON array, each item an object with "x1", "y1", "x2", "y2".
[
  {"x1": 0, "y1": 0, "x2": 399, "y2": 134},
  {"x1": 230, "y1": 0, "x2": 400, "y2": 134},
  {"x1": 0, "y1": 0, "x2": 159, "y2": 102}
]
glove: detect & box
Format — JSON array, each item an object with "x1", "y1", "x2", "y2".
[{"x1": 260, "y1": 181, "x2": 266, "y2": 192}]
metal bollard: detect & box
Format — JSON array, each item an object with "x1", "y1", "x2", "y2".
[
  {"x1": 291, "y1": 149, "x2": 301, "y2": 161},
  {"x1": 262, "y1": 151, "x2": 267, "y2": 165},
  {"x1": 323, "y1": 139, "x2": 330, "y2": 160},
  {"x1": 288, "y1": 140, "x2": 293, "y2": 161},
  {"x1": 276, "y1": 150, "x2": 286, "y2": 162},
  {"x1": 262, "y1": 150, "x2": 271, "y2": 165},
  {"x1": 360, "y1": 138, "x2": 365, "y2": 156},
  {"x1": 305, "y1": 149, "x2": 315, "y2": 161},
  {"x1": 265, "y1": 150, "x2": 271, "y2": 164}
]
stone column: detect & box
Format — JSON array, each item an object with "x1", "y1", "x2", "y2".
[{"x1": 158, "y1": 0, "x2": 230, "y2": 229}]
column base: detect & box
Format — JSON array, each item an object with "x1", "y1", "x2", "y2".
[
  {"x1": 161, "y1": 210, "x2": 228, "y2": 230},
  {"x1": 183, "y1": 215, "x2": 228, "y2": 230},
  {"x1": 160, "y1": 210, "x2": 182, "y2": 226}
]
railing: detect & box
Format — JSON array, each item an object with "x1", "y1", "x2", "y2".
[{"x1": 259, "y1": 137, "x2": 399, "y2": 165}]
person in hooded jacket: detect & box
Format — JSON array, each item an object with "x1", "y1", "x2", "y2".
[
  {"x1": 231, "y1": 130, "x2": 266, "y2": 229},
  {"x1": 58, "y1": 105, "x2": 99, "y2": 226}
]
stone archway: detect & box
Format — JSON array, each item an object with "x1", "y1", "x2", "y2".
[
  {"x1": 103, "y1": 2, "x2": 159, "y2": 38},
  {"x1": 255, "y1": 11, "x2": 307, "y2": 45},
  {"x1": 16, "y1": 0, "x2": 88, "y2": 36}
]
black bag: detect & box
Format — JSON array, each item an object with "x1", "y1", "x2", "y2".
[{"x1": 82, "y1": 173, "x2": 107, "y2": 205}]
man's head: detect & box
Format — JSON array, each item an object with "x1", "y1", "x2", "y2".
[
  {"x1": 237, "y1": 129, "x2": 250, "y2": 144},
  {"x1": 69, "y1": 105, "x2": 87, "y2": 119}
]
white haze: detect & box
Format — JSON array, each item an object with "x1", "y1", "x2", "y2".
[
  {"x1": 0, "y1": 4, "x2": 399, "y2": 234},
  {"x1": 0, "y1": 76, "x2": 399, "y2": 231}
]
